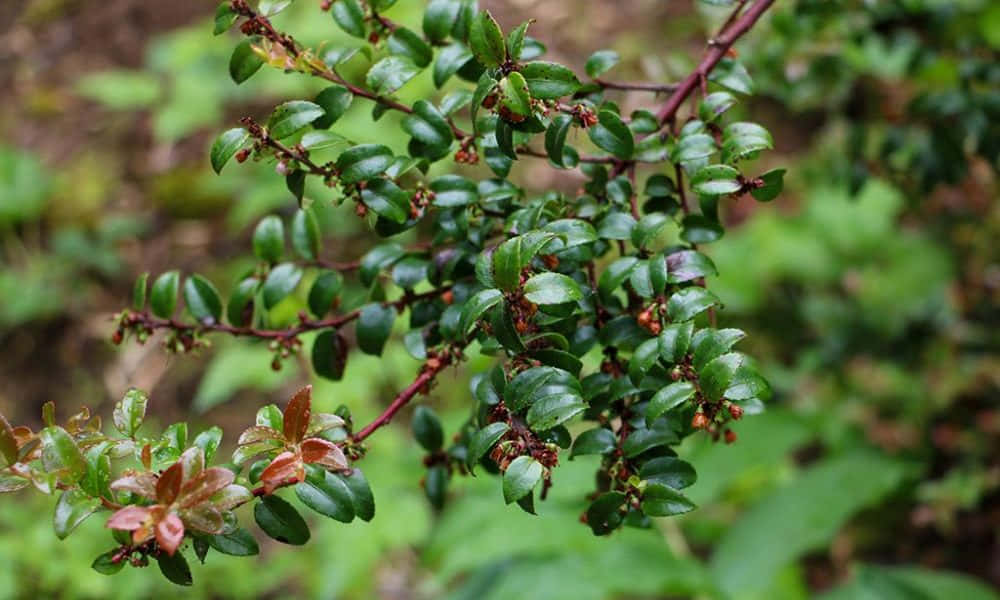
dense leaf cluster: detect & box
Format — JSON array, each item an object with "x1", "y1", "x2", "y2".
[{"x1": 1, "y1": 0, "x2": 784, "y2": 585}]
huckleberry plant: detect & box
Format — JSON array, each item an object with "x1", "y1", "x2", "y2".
[{"x1": 1, "y1": 0, "x2": 784, "y2": 585}]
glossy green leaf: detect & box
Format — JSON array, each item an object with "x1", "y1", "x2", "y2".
[
  {"x1": 585, "y1": 49, "x2": 619, "y2": 78},
  {"x1": 295, "y1": 465, "x2": 355, "y2": 523},
  {"x1": 526, "y1": 393, "x2": 586, "y2": 431},
  {"x1": 430, "y1": 175, "x2": 478, "y2": 207},
  {"x1": 113, "y1": 388, "x2": 148, "y2": 437},
  {"x1": 311, "y1": 329, "x2": 348, "y2": 381},
  {"x1": 261, "y1": 263, "x2": 302, "y2": 309},
  {"x1": 313, "y1": 85, "x2": 353, "y2": 129},
  {"x1": 53, "y1": 489, "x2": 100, "y2": 540},
  {"x1": 330, "y1": 0, "x2": 366, "y2": 37},
  {"x1": 667, "y1": 287, "x2": 720, "y2": 322},
  {"x1": 229, "y1": 39, "x2": 263, "y2": 84},
  {"x1": 412, "y1": 406, "x2": 444, "y2": 452},
  {"x1": 356, "y1": 303, "x2": 396, "y2": 355},
  {"x1": 641, "y1": 482, "x2": 696, "y2": 516},
  {"x1": 336, "y1": 144, "x2": 395, "y2": 185},
  {"x1": 698, "y1": 91, "x2": 737, "y2": 122},
  {"x1": 366, "y1": 56, "x2": 421, "y2": 95},
  {"x1": 502, "y1": 455, "x2": 543, "y2": 504},
  {"x1": 708, "y1": 57, "x2": 753, "y2": 94},
  {"x1": 640, "y1": 457, "x2": 697, "y2": 490},
  {"x1": 361, "y1": 178, "x2": 411, "y2": 224},
  {"x1": 91, "y1": 550, "x2": 125, "y2": 575},
  {"x1": 307, "y1": 270, "x2": 342, "y2": 318},
  {"x1": 403, "y1": 100, "x2": 454, "y2": 148},
  {"x1": 492, "y1": 232, "x2": 556, "y2": 291},
  {"x1": 523, "y1": 272, "x2": 583, "y2": 305},
  {"x1": 570, "y1": 427, "x2": 616, "y2": 458},
  {"x1": 646, "y1": 382, "x2": 695, "y2": 424},
  {"x1": 433, "y1": 43, "x2": 474, "y2": 88},
  {"x1": 206, "y1": 528, "x2": 259, "y2": 556},
  {"x1": 586, "y1": 491, "x2": 625, "y2": 535},
  {"x1": 267, "y1": 101, "x2": 324, "y2": 140},
  {"x1": 210, "y1": 128, "x2": 249, "y2": 174},
  {"x1": 691, "y1": 164, "x2": 742, "y2": 195},
  {"x1": 699, "y1": 352, "x2": 747, "y2": 402},
  {"x1": 520, "y1": 61, "x2": 580, "y2": 99},
  {"x1": 666, "y1": 250, "x2": 718, "y2": 283},
  {"x1": 751, "y1": 168, "x2": 785, "y2": 202},
  {"x1": 468, "y1": 10, "x2": 506, "y2": 68},
  {"x1": 254, "y1": 495, "x2": 310, "y2": 545},
  {"x1": 388, "y1": 27, "x2": 432, "y2": 67},
  {"x1": 545, "y1": 114, "x2": 573, "y2": 167},
  {"x1": 505, "y1": 20, "x2": 532, "y2": 61},
  {"x1": 467, "y1": 422, "x2": 510, "y2": 472},
  {"x1": 588, "y1": 110, "x2": 633, "y2": 159},
  {"x1": 132, "y1": 272, "x2": 148, "y2": 310},
  {"x1": 290, "y1": 209, "x2": 320, "y2": 261},
  {"x1": 157, "y1": 551, "x2": 192, "y2": 586},
  {"x1": 423, "y1": 0, "x2": 461, "y2": 42},
  {"x1": 150, "y1": 270, "x2": 180, "y2": 318},
  {"x1": 498, "y1": 72, "x2": 532, "y2": 122},
  {"x1": 226, "y1": 277, "x2": 258, "y2": 327},
  {"x1": 39, "y1": 426, "x2": 86, "y2": 482},
  {"x1": 183, "y1": 274, "x2": 223, "y2": 324},
  {"x1": 461, "y1": 288, "x2": 503, "y2": 335},
  {"x1": 691, "y1": 328, "x2": 745, "y2": 371},
  {"x1": 253, "y1": 215, "x2": 285, "y2": 263}
]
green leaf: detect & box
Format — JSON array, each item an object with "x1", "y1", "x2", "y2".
[
  {"x1": 150, "y1": 270, "x2": 180, "y2": 318},
  {"x1": 313, "y1": 85, "x2": 353, "y2": 129},
  {"x1": 699, "y1": 352, "x2": 747, "y2": 401},
  {"x1": 470, "y1": 72, "x2": 496, "y2": 132},
  {"x1": 526, "y1": 393, "x2": 586, "y2": 431},
  {"x1": 253, "y1": 215, "x2": 285, "y2": 263},
  {"x1": 206, "y1": 528, "x2": 259, "y2": 556},
  {"x1": 722, "y1": 134, "x2": 773, "y2": 164},
  {"x1": 192, "y1": 426, "x2": 223, "y2": 462},
  {"x1": 423, "y1": 0, "x2": 461, "y2": 42},
  {"x1": 597, "y1": 212, "x2": 637, "y2": 240},
  {"x1": 0, "y1": 415, "x2": 16, "y2": 467},
  {"x1": 403, "y1": 100, "x2": 454, "y2": 148},
  {"x1": 360, "y1": 242, "x2": 406, "y2": 287},
  {"x1": 366, "y1": 56, "x2": 421, "y2": 95},
  {"x1": 585, "y1": 49, "x2": 619, "y2": 78},
  {"x1": 132, "y1": 272, "x2": 148, "y2": 310},
  {"x1": 307, "y1": 270, "x2": 342, "y2": 318},
  {"x1": 631, "y1": 213, "x2": 673, "y2": 250},
  {"x1": 331, "y1": 0, "x2": 366, "y2": 38},
  {"x1": 301, "y1": 130, "x2": 350, "y2": 152},
  {"x1": 520, "y1": 61, "x2": 580, "y2": 100},
  {"x1": 183, "y1": 274, "x2": 223, "y2": 325},
  {"x1": 467, "y1": 423, "x2": 510, "y2": 471},
  {"x1": 391, "y1": 257, "x2": 427, "y2": 289},
  {"x1": 674, "y1": 133, "x2": 716, "y2": 162},
  {"x1": 412, "y1": 406, "x2": 444, "y2": 452},
  {"x1": 468, "y1": 10, "x2": 506, "y2": 68},
  {"x1": 434, "y1": 43, "x2": 474, "y2": 87},
  {"x1": 340, "y1": 468, "x2": 375, "y2": 521},
  {"x1": 388, "y1": 27, "x2": 433, "y2": 67},
  {"x1": 640, "y1": 457, "x2": 697, "y2": 490},
  {"x1": 461, "y1": 288, "x2": 503, "y2": 335},
  {"x1": 646, "y1": 382, "x2": 695, "y2": 424},
  {"x1": 641, "y1": 482, "x2": 696, "y2": 516},
  {"x1": 336, "y1": 144, "x2": 395, "y2": 185},
  {"x1": 751, "y1": 168, "x2": 785, "y2": 202},
  {"x1": 698, "y1": 91, "x2": 737, "y2": 122},
  {"x1": 598, "y1": 256, "x2": 639, "y2": 300},
  {"x1": 506, "y1": 366, "x2": 580, "y2": 413},
  {"x1": 229, "y1": 39, "x2": 263, "y2": 84},
  {"x1": 667, "y1": 287, "x2": 720, "y2": 322},
  {"x1": 502, "y1": 455, "x2": 543, "y2": 504},
  {"x1": 210, "y1": 128, "x2": 249, "y2": 174},
  {"x1": 157, "y1": 551, "x2": 192, "y2": 586},
  {"x1": 523, "y1": 272, "x2": 583, "y2": 305},
  {"x1": 213, "y1": 2, "x2": 238, "y2": 35},
  {"x1": 424, "y1": 464, "x2": 449, "y2": 509},
  {"x1": 356, "y1": 303, "x2": 396, "y2": 355},
  {"x1": 113, "y1": 388, "x2": 148, "y2": 437},
  {"x1": 505, "y1": 20, "x2": 532, "y2": 61},
  {"x1": 571, "y1": 427, "x2": 616, "y2": 458},
  {"x1": 691, "y1": 164, "x2": 741, "y2": 195},
  {"x1": 498, "y1": 72, "x2": 532, "y2": 122},
  {"x1": 295, "y1": 465, "x2": 355, "y2": 523},
  {"x1": 361, "y1": 178, "x2": 411, "y2": 224},
  {"x1": 267, "y1": 101, "x2": 324, "y2": 140},
  {"x1": 708, "y1": 58, "x2": 753, "y2": 94},
  {"x1": 691, "y1": 327, "x2": 745, "y2": 371},
  {"x1": 91, "y1": 550, "x2": 125, "y2": 575},
  {"x1": 588, "y1": 110, "x2": 633, "y2": 159},
  {"x1": 491, "y1": 232, "x2": 556, "y2": 291},
  {"x1": 586, "y1": 491, "x2": 625, "y2": 535},
  {"x1": 545, "y1": 114, "x2": 573, "y2": 167},
  {"x1": 681, "y1": 214, "x2": 724, "y2": 244},
  {"x1": 430, "y1": 174, "x2": 478, "y2": 207},
  {"x1": 711, "y1": 452, "x2": 909, "y2": 598},
  {"x1": 312, "y1": 329, "x2": 348, "y2": 381},
  {"x1": 291, "y1": 209, "x2": 321, "y2": 261},
  {"x1": 40, "y1": 426, "x2": 86, "y2": 482},
  {"x1": 666, "y1": 250, "x2": 718, "y2": 283},
  {"x1": 254, "y1": 495, "x2": 311, "y2": 545},
  {"x1": 261, "y1": 263, "x2": 303, "y2": 310},
  {"x1": 623, "y1": 421, "x2": 677, "y2": 457},
  {"x1": 226, "y1": 277, "x2": 258, "y2": 327},
  {"x1": 53, "y1": 489, "x2": 100, "y2": 540}
]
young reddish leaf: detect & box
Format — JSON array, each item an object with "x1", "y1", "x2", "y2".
[
  {"x1": 210, "y1": 484, "x2": 253, "y2": 511},
  {"x1": 156, "y1": 463, "x2": 184, "y2": 506},
  {"x1": 0, "y1": 414, "x2": 17, "y2": 466},
  {"x1": 155, "y1": 512, "x2": 185, "y2": 556},
  {"x1": 283, "y1": 386, "x2": 312, "y2": 444},
  {"x1": 110, "y1": 471, "x2": 157, "y2": 499},
  {"x1": 179, "y1": 467, "x2": 235, "y2": 509},
  {"x1": 259, "y1": 451, "x2": 304, "y2": 493},
  {"x1": 106, "y1": 505, "x2": 152, "y2": 531},
  {"x1": 301, "y1": 438, "x2": 348, "y2": 471}
]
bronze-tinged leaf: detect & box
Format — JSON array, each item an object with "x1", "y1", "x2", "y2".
[
  {"x1": 179, "y1": 467, "x2": 235, "y2": 509},
  {"x1": 155, "y1": 512, "x2": 185, "y2": 556},
  {"x1": 110, "y1": 471, "x2": 158, "y2": 499},
  {"x1": 237, "y1": 425, "x2": 284, "y2": 446},
  {"x1": 283, "y1": 386, "x2": 312, "y2": 444},
  {"x1": 300, "y1": 438, "x2": 348, "y2": 471},
  {"x1": 259, "y1": 451, "x2": 304, "y2": 494},
  {"x1": 106, "y1": 505, "x2": 152, "y2": 531},
  {"x1": 65, "y1": 406, "x2": 91, "y2": 433},
  {"x1": 232, "y1": 439, "x2": 283, "y2": 466},
  {"x1": 0, "y1": 414, "x2": 17, "y2": 466},
  {"x1": 141, "y1": 443, "x2": 152, "y2": 470},
  {"x1": 156, "y1": 463, "x2": 184, "y2": 506}
]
